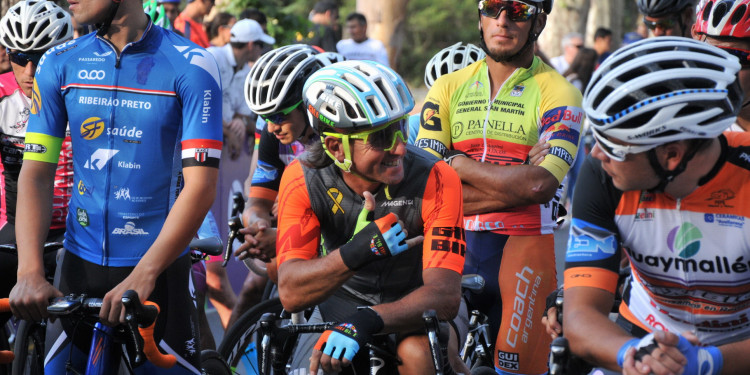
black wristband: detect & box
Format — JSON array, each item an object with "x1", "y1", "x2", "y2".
[{"x1": 339, "y1": 221, "x2": 392, "y2": 271}]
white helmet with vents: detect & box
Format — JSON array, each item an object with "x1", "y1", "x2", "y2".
[
  {"x1": 0, "y1": 0, "x2": 73, "y2": 52},
  {"x1": 424, "y1": 42, "x2": 485, "y2": 89},
  {"x1": 303, "y1": 60, "x2": 414, "y2": 132},
  {"x1": 583, "y1": 36, "x2": 741, "y2": 145}
]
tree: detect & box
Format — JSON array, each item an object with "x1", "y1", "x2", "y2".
[{"x1": 356, "y1": 0, "x2": 407, "y2": 69}]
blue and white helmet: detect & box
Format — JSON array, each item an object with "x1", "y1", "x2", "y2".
[
  {"x1": 583, "y1": 37, "x2": 741, "y2": 145},
  {"x1": 303, "y1": 60, "x2": 414, "y2": 132}
]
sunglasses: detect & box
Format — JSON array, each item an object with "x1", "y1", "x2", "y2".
[
  {"x1": 7, "y1": 49, "x2": 44, "y2": 66},
  {"x1": 478, "y1": 0, "x2": 538, "y2": 22},
  {"x1": 718, "y1": 46, "x2": 750, "y2": 68},
  {"x1": 592, "y1": 129, "x2": 659, "y2": 162},
  {"x1": 260, "y1": 100, "x2": 302, "y2": 124},
  {"x1": 325, "y1": 116, "x2": 409, "y2": 152},
  {"x1": 642, "y1": 16, "x2": 676, "y2": 30}
]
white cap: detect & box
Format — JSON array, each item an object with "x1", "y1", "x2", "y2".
[{"x1": 230, "y1": 19, "x2": 275, "y2": 44}]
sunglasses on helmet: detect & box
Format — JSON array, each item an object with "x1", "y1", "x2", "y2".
[{"x1": 478, "y1": 0, "x2": 538, "y2": 22}]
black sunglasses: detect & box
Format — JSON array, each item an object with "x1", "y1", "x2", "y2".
[{"x1": 7, "y1": 49, "x2": 44, "y2": 66}]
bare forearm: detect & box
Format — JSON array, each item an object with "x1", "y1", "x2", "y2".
[
  {"x1": 134, "y1": 168, "x2": 217, "y2": 278},
  {"x1": 246, "y1": 197, "x2": 274, "y2": 224},
  {"x1": 718, "y1": 339, "x2": 750, "y2": 375},
  {"x1": 372, "y1": 269, "x2": 461, "y2": 334},
  {"x1": 452, "y1": 156, "x2": 558, "y2": 207},
  {"x1": 15, "y1": 161, "x2": 57, "y2": 276},
  {"x1": 277, "y1": 255, "x2": 354, "y2": 313},
  {"x1": 564, "y1": 287, "x2": 632, "y2": 371},
  {"x1": 463, "y1": 183, "x2": 515, "y2": 214}
]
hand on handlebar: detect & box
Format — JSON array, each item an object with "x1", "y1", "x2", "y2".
[
  {"x1": 310, "y1": 307, "x2": 384, "y2": 374},
  {"x1": 9, "y1": 271, "x2": 63, "y2": 322},
  {"x1": 235, "y1": 216, "x2": 276, "y2": 263},
  {"x1": 100, "y1": 270, "x2": 156, "y2": 326}
]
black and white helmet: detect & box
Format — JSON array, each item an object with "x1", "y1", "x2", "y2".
[
  {"x1": 583, "y1": 37, "x2": 741, "y2": 145},
  {"x1": 636, "y1": 0, "x2": 695, "y2": 17},
  {"x1": 245, "y1": 44, "x2": 323, "y2": 115},
  {"x1": 424, "y1": 42, "x2": 485, "y2": 89},
  {"x1": 0, "y1": 0, "x2": 73, "y2": 52}
]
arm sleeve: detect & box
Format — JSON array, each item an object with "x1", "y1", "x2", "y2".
[
  {"x1": 563, "y1": 155, "x2": 623, "y2": 293},
  {"x1": 179, "y1": 48, "x2": 223, "y2": 169},
  {"x1": 421, "y1": 161, "x2": 465, "y2": 273},
  {"x1": 537, "y1": 81, "x2": 584, "y2": 183},
  {"x1": 415, "y1": 79, "x2": 454, "y2": 158},
  {"x1": 276, "y1": 161, "x2": 321, "y2": 265},
  {"x1": 24, "y1": 56, "x2": 67, "y2": 163}
]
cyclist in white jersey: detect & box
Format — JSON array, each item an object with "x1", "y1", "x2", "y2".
[{"x1": 564, "y1": 37, "x2": 750, "y2": 375}]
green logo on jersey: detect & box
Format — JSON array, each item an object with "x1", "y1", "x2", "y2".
[
  {"x1": 77, "y1": 208, "x2": 89, "y2": 227},
  {"x1": 667, "y1": 222, "x2": 702, "y2": 258}
]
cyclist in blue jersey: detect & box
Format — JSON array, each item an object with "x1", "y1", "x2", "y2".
[{"x1": 8, "y1": 0, "x2": 223, "y2": 372}]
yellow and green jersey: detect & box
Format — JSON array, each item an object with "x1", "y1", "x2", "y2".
[{"x1": 416, "y1": 57, "x2": 583, "y2": 235}]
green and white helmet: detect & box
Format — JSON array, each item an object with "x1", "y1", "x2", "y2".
[{"x1": 143, "y1": 0, "x2": 171, "y2": 30}]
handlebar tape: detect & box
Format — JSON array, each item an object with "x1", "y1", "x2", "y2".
[{"x1": 139, "y1": 301, "x2": 177, "y2": 368}]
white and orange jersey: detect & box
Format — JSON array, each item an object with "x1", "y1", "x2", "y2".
[{"x1": 565, "y1": 132, "x2": 750, "y2": 346}]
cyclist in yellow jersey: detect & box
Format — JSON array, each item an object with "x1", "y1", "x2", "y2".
[{"x1": 415, "y1": 1, "x2": 582, "y2": 374}]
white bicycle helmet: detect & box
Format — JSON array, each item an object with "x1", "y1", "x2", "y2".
[
  {"x1": 637, "y1": 0, "x2": 695, "y2": 16},
  {"x1": 0, "y1": 0, "x2": 73, "y2": 52},
  {"x1": 424, "y1": 42, "x2": 485, "y2": 89},
  {"x1": 303, "y1": 60, "x2": 414, "y2": 132},
  {"x1": 583, "y1": 37, "x2": 741, "y2": 145},
  {"x1": 245, "y1": 44, "x2": 322, "y2": 115}
]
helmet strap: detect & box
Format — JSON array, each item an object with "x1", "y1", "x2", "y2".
[
  {"x1": 322, "y1": 135, "x2": 353, "y2": 173},
  {"x1": 645, "y1": 140, "x2": 706, "y2": 193},
  {"x1": 97, "y1": 0, "x2": 123, "y2": 37}
]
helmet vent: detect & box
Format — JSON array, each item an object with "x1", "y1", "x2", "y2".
[
  {"x1": 373, "y1": 78, "x2": 394, "y2": 111},
  {"x1": 731, "y1": 4, "x2": 747, "y2": 24},
  {"x1": 702, "y1": 1, "x2": 713, "y2": 21}
]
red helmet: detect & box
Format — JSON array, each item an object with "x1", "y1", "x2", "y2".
[{"x1": 695, "y1": 0, "x2": 750, "y2": 37}]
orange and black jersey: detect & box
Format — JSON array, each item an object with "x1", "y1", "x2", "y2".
[{"x1": 277, "y1": 145, "x2": 465, "y2": 306}]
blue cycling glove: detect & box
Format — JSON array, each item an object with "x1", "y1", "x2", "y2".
[
  {"x1": 339, "y1": 204, "x2": 408, "y2": 270},
  {"x1": 313, "y1": 307, "x2": 385, "y2": 362},
  {"x1": 617, "y1": 333, "x2": 723, "y2": 375},
  {"x1": 676, "y1": 335, "x2": 723, "y2": 375}
]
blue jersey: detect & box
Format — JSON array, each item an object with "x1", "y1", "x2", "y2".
[{"x1": 25, "y1": 23, "x2": 223, "y2": 267}]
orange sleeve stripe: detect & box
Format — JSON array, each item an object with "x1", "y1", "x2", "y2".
[
  {"x1": 564, "y1": 267, "x2": 619, "y2": 294},
  {"x1": 422, "y1": 162, "x2": 465, "y2": 273},
  {"x1": 617, "y1": 303, "x2": 652, "y2": 333},
  {"x1": 276, "y1": 162, "x2": 321, "y2": 266},
  {"x1": 248, "y1": 186, "x2": 278, "y2": 201}
]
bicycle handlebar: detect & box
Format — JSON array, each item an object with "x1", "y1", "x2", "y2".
[
  {"x1": 46, "y1": 290, "x2": 176, "y2": 369},
  {"x1": 0, "y1": 299, "x2": 13, "y2": 364}
]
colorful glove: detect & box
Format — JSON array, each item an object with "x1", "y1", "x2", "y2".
[
  {"x1": 313, "y1": 308, "x2": 384, "y2": 362},
  {"x1": 339, "y1": 203, "x2": 408, "y2": 270}
]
